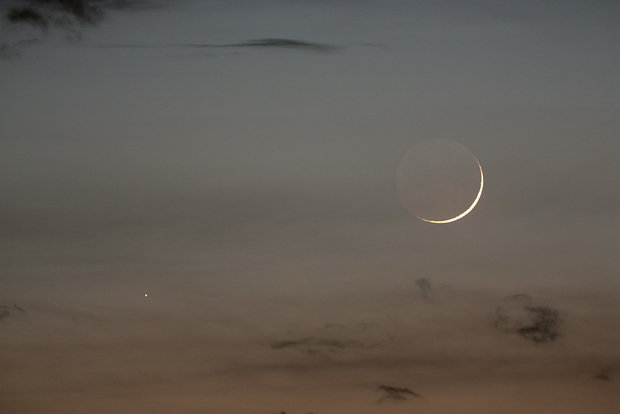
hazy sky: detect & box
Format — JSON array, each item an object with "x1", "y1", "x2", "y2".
[{"x1": 1, "y1": 1, "x2": 619, "y2": 413}]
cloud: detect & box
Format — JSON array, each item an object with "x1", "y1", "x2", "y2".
[
  {"x1": 0, "y1": 304, "x2": 26, "y2": 321},
  {"x1": 270, "y1": 337, "x2": 363, "y2": 356},
  {"x1": 494, "y1": 294, "x2": 563, "y2": 343},
  {"x1": 2, "y1": 286, "x2": 619, "y2": 413},
  {"x1": 516, "y1": 305, "x2": 562, "y2": 343},
  {"x1": 229, "y1": 38, "x2": 339, "y2": 52},
  {"x1": 4, "y1": 0, "x2": 104, "y2": 29},
  {"x1": 594, "y1": 366, "x2": 613, "y2": 382},
  {"x1": 4, "y1": 2, "x2": 339, "y2": 54},
  {"x1": 415, "y1": 277, "x2": 432, "y2": 299},
  {"x1": 7, "y1": 6, "x2": 49, "y2": 29},
  {"x1": 92, "y1": 38, "x2": 342, "y2": 53},
  {"x1": 2, "y1": 0, "x2": 168, "y2": 42},
  {"x1": 377, "y1": 385, "x2": 422, "y2": 402}
]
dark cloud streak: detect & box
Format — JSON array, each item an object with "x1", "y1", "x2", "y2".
[
  {"x1": 90, "y1": 38, "x2": 341, "y2": 53},
  {"x1": 270, "y1": 338, "x2": 363, "y2": 350},
  {"x1": 230, "y1": 38, "x2": 339, "y2": 52},
  {"x1": 4, "y1": 2, "x2": 339, "y2": 54},
  {"x1": 377, "y1": 385, "x2": 423, "y2": 402}
]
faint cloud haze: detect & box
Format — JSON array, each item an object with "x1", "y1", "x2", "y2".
[{"x1": 0, "y1": 304, "x2": 26, "y2": 321}]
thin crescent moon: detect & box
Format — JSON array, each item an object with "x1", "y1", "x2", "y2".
[{"x1": 416, "y1": 159, "x2": 484, "y2": 224}]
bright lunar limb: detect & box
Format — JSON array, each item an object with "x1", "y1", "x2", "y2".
[
  {"x1": 396, "y1": 139, "x2": 484, "y2": 224},
  {"x1": 415, "y1": 160, "x2": 483, "y2": 223}
]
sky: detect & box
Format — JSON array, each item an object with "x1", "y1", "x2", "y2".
[{"x1": 1, "y1": 1, "x2": 619, "y2": 413}]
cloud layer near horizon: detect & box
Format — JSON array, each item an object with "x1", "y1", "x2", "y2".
[{"x1": 1, "y1": 284, "x2": 619, "y2": 413}]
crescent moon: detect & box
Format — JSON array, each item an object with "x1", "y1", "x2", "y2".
[{"x1": 416, "y1": 159, "x2": 484, "y2": 224}]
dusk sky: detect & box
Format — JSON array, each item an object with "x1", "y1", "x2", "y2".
[{"x1": 1, "y1": 1, "x2": 619, "y2": 413}]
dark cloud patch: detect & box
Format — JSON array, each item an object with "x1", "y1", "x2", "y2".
[
  {"x1": 93, "y1": 38, "x2": 341, "y2": 53},
  {"x1": 594, "y1": 366, "x2": 612, "y2": 381},
  {"x1": 4, "y1": 0, "x2": 103, "y2": 29},
  {"x1": 230, "y1": 38, "x2": 339, "y2": 52},
  {"x1": 517, "y1": 305, "x2": 561, "y2": 343},
  {"x1": 1, "y1": 1, "x2": 175, "y2": 57},
  {"x1": 495, "y1": 294, "x2": 562, "y2": 343},
  {"x1": 2, "y1": 0, "x2": 167, "y2": 41},
  {"x1": 0, "y1": 304, "x2": 26, "y2": 321},
  {"x1": 415, "y1": 277, "x2": 432, "y2": 299},
  {"x1": 4, "y1": 3, "x2": 339, "y2": 55},
  {"x1": 7, "y1": 6, "x2": 48, "y2": 28},
  {"x1": 377, "y1": 385, "x2": 422, "y2": 402}
]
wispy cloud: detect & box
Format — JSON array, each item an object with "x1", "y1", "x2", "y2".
[
  {"x1": 377, "y1": 384, "x2": 423, "y2": 402},
  {"x1": 0, "y1": 304, "x2": 25, "y2": 321},
  {"x1": 2, "y1": 285, "x2": 619, "y2": 412},
  {"x1": 5, "y1": 0, "x2": 104, "y2": 29},
  {"x1": 270, "y1": 337, "x2": 364, "y2": 358},
  {"x1": 91, "y1": 38, "x2": 342, "y2": 53},
  {"x1": 494, "y1": 293, "x2": 563, "y2": 343},
  {"x1": 2, "y1": 0, "x2": 169, "y2": 44}
]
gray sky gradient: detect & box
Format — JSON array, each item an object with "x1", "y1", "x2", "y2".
[{"x1": 1, "y1": 1, "x2": 619, "y2": 412}]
